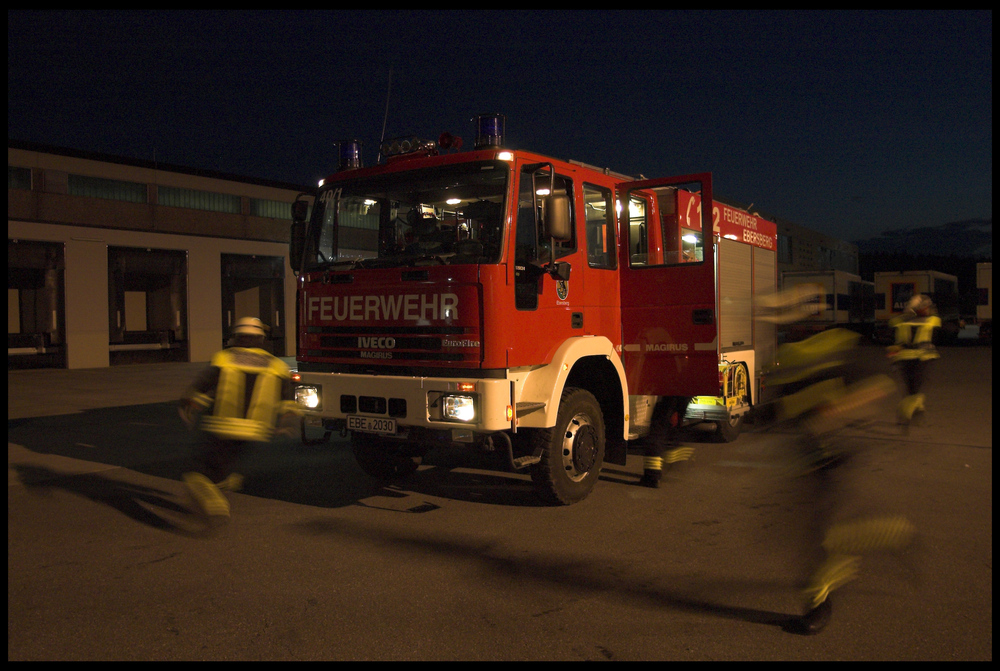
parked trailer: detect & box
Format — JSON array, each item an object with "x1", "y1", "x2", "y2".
[
  {"x1": 874, "y1": 270, "x2": 960, "y2": 343},
  {"x1": 977, "y1": 262, "x2": 992, "y2": 343},
  {"x1": 779, "y1": 269, "x2": 875, "y2": 341}
]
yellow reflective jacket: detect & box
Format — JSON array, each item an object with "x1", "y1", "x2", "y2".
[
  {"x1": 185, "y1": 347, "x2": 297, "y2": 441},
  {"x1": 767, "y1": 328, "x2": 861, "y2": 386},
  {"x1": 889, "y1": 314, "x2": 941, "y2": 361}
]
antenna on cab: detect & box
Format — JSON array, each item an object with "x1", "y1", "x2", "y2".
[{"x1": 377, "y1": 67, "x2": 393, "y2": 164}]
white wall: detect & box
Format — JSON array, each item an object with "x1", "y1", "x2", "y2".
[{"x1": 8, "y1": 219, "x2": 295, "y2": 368}]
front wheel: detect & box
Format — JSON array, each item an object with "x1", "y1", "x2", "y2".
[{"x1": 529, "y1": 387, "x2": 606, "y2": 505}]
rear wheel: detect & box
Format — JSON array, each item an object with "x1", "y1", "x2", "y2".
[
  {"x1": 715, "y1": 363, "x2": 749, "y2": 443},
  {"x1": 351, "y1": 432, "x2": 421, "y2": 480},
  {"x1": 715, "y1": 412, "x2": 744, "y2": 442},
  {"x1": 529, "y1": 387, "x2": 606, "y2": 505}
]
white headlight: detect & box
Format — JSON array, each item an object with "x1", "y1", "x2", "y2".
[
  {"x1": 442, "y1": 395, "x2": 476, "y2": 422},
  {"x1": 295, "y1": 385, "x2": 321, "y2": 410}
]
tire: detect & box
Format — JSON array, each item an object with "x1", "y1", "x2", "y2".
[
  {"x1": 714, "y1": 363, "x2": 749, "y2": 443},
  {"x1": 529, "y1": 387, "x2": 606, "y2": 505},
  {"x1": 351, "y1": 432, "x2": 421, "y2": 480},
  {"x1": 714, "y1": 412, "x2": 744, "y2": 442}
]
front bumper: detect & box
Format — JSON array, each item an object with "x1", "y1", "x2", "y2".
[
  {"x1": 294, "y1": 371, "x2": 513, "y2": 435},
  {"x1": 685, "y1": 395, "x2": 746, "y2": 423}
]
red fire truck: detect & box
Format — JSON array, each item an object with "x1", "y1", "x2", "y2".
[{"x1": 290, "y1": 115, "x2": 777, "y2": 504}]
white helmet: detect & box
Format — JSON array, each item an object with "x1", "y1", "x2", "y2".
[
  {"x1": 232, "y1": 317, "x2": 268, "y2": 337},
  {"x1": 905, "y1": 294, "x2": 934, "y2": 315}
]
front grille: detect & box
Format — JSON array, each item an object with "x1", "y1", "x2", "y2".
[
  {"x1": 359, "y1": 395, "x2": 386, "y2": 414},
  {"x1": 303, "y1": 325, "x2": 481, "y2": 365},
  {"x1": 319, "y1": 335, "x2": 442, "y2": 350},
  {"x1": 342, "y1": 394, "x2": 407, "y2": 418}
]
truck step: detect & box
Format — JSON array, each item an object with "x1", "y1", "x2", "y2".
[
  {"x1": 511, "y1": 455, "x2": 541, "y2": 468},
  {"x1": 515, "y1": 401, "x2": 546, "y2": 417}
]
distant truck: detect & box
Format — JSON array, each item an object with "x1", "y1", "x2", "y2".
[
  {"x1": 977, "y1": 262, "x2": 992, "y2": 343},
  {"x1": 874, "y1": 270, "x2": 960, "y2": 343},
  {"x1": 779, "y1": 269, "x2": 875, "y2": 341}
]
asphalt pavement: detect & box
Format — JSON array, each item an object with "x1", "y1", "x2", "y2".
[{"x1": 8, "y1": 347, "x2": 992, "y2": 660}]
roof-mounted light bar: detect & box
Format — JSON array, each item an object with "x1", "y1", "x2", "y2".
[{"x1": 380, "y1": 136, "x2": 437, "y2": 161}]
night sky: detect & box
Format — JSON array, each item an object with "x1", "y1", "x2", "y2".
[{"x1": 7, "y1": 10, "x2": 992, "y2": 243}]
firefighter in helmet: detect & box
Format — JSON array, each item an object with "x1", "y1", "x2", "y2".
[
  {"x1": 886, "y1": 293, "x2": 941, "y2": 426},
  {"x1": 752, "y1": 287, "x2": 915, "y2": 634},
  {"x1": 179, "y1": 317, "x2": 300, "y2": 519}
]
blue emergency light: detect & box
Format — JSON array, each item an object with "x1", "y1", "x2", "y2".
[
  {"x1": 338, "y1": 140, "x2": 363, "y2": 171},
  {"x1": 474, "y1": 114, "x2": 505, "y2": 149}
]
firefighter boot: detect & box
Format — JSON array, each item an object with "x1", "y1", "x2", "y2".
[
  {"x1": 216, "y1": 472, "x2": 244, "y2": 492},
  {"x1": 664, "y1": 446, "x2": 695, "y2": 465},
  {"x1": 823, "y1": 516, "x2": 916, "y2": 556},
  {"x1": 912, "y1": 393, "x2": 927, "y2": 424},
  {"x1": 800, "y1": 596, "x2": 833, "y2": 635},
  {"x1": 182, "y1": 472, "x2": 231, "y2": 518},
  {"x1": 898, "y1": 394, "x2": 921, "y2": 425},
  {"x1": 640, "y1": 456, "x2": 663, "y2": 488},
  {"x1": 804, "y1": 553, "x2": 861, "y2": 610}
]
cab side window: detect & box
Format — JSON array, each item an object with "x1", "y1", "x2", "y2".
[
  {"x1": 516, "y1": 169, "x2": 576, "y2": 264},
  {"x1": 583, "y1": 183, "x2": 616, "y2": 270},
  {"x1": 515, "y1": 168, "x2": 575, "y2": 310},
  {"x1": 628, "y1": 196, "x2": 649, "y2": 266},
  {"x1": 627, "y1": 189, "x2": 705, "y2": 267}
]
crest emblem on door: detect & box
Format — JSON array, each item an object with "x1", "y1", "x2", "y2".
[{"x1": 556, "y1": 280, "x2": 569, "y2": 301}]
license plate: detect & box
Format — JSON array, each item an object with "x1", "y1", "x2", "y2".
[{"x1": 346, "y1": 415, "x2": 397, "y2": 435}]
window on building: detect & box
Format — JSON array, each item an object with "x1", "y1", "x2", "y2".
[
  {"x1": 158, "y1": 186, "x2": 240, "y2": 214},
  {"x1": 68, "y1": 174, "x2": 147, "y2": 203},
  {"x1": 832, "y1": 247, "x2": 858, "y2": 273},
  {"x1": 777, "y1": 233, "x2": 793, "y2": 264},
  {"x1": 249, "y1": 198, "x2": 293, "y2": 220},
  {"x1": 8, "y1": 166, "x2": 32, "y2": 190}
]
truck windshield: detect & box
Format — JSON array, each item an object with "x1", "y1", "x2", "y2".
[{"x1": 305, "y1": 160, "x2": 509, "y2": 270}]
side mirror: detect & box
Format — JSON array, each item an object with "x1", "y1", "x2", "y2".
[
  {"x1": 540, "y1": 192, "x2": 571, "y2": 281},
  {"x1": 289, "y1": 220, "x2": 306, "y2": 274},
  {"x1": 289, "y1": 196, "x2": 313, "y2": 274},
  {"x1": 540, "y1": 192, "x2": 571, "y2": 242},
  {"x1": 549, "y1": 261, "x2": 571, "y2": 282},
  {"x1": 291, "y1": 199, "x2": 309, "y2": 223}
]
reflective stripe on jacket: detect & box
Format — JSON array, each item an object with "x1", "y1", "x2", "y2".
[
  {"x1": 890, "y1": 314, "x2": 941, "y2": 361},
  {"x1": 193, "y1": 347, "x2": 293, "y2": 441}
]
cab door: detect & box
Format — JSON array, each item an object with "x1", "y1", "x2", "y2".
[{"x1": 617, "y1": 174, "x2": 718, "y2": 397}]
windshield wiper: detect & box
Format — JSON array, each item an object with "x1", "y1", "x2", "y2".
[
  {"x1": 311, "y1": 257, "x2": 364, "y2": 271},
  {"x1": 404, "y1": 254, "x2": 449, "y2": 266}
]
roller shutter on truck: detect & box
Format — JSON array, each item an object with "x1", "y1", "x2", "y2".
[
  {"x1": 753, "y1": 246, "x2": 776, "y2": 370},
  {"x1": 718, "y1": 237, "x2": 752, "y2": 351}
]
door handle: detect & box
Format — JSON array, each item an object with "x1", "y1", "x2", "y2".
[{"x1": 692, "y1": 309, "x2": 714, "y2": 325}]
